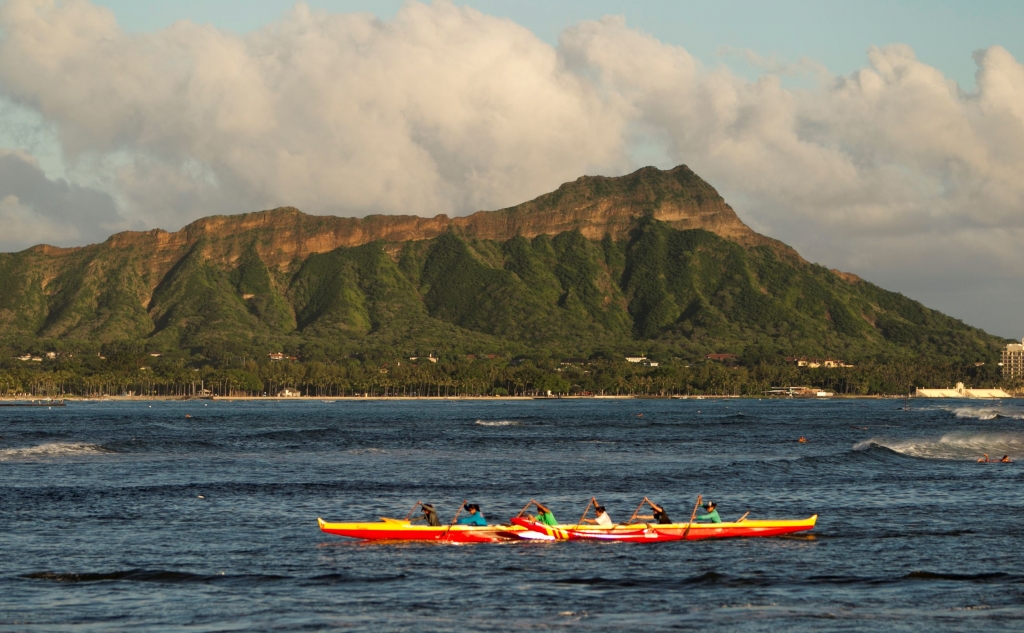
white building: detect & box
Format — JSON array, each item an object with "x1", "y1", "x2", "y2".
[
  {"x1": 1002, "y1": 339, "x2": 1024, "y2": 380},
  {"x1": 915, "y1": 382, "x2": 1012, "y2": 399}
]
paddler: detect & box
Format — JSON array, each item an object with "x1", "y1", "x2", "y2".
[
  {"x1": 456, "y1": 503, "x2": 487, "y2": 526},
  {"x1": 694, "y1": 501, "x2": 721, "y2": 523},
  {"x1": 582, "y1": 505, "x2": 613, "y2": 526},
  {"x1": 416, "y1": 503, "x2": 441, "y2": 526},
  {"x1": 529, "y1": 501, "x2": 558, "y2": 526},
  {"x1": 635, "y1": 500, "x2": 673, "y2": 524}
]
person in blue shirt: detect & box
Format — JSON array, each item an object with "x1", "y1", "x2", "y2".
[
  {"x1": 694, "y1": 501, "x2": 721, "y2": 523},
  {"x1": 456, "y1": 503, "x2": 487, "y2": 526}
]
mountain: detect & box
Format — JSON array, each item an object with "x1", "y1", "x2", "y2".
[{"x1": 0, "y1": 165, "x2": 1004, "y2": 364}]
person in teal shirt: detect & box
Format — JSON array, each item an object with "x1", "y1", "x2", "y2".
[
  {"x1": 695, "y1": 501, "x2": 721, "y2": 523},
  {"x1": 456, "y1": 503, "x2": 487, "y2": 526}
]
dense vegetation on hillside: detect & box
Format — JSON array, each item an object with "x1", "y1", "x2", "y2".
[{"x1": 0, "y1": 215, "x2": 1010, "y2": 397}]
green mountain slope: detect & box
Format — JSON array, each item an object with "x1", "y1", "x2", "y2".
[{"x1": 0, "y1": 165, "x2": 1005, "y2": 366}]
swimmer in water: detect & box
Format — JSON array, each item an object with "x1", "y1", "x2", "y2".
[
  {"x1": 798, "y1": 436, "x2": 807, "y2": 443},
  {"x1": 1000, "y1": 455, "x2": 1012, "y2": 463},
  {"x1": 977, "y1": 454, "x2": 989, "y2": 463}
]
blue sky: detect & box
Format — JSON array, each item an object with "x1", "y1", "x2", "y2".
[{"x1": 93, "y1": 0, "x2": 1023, "y2": 89}]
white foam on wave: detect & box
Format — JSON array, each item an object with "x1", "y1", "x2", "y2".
[
  {"x1": 0, "y1": 442, "x2": 112, "y2": 461},
  {"x1": 948, "y1": 406, "x2": 1024, "y2": 421},
  {"x1": 854, "y1": 431, "x2": 1024, "y2": 460},
  {"x1": 474, "y1": 420, "x2": 519, "y2": 427}
]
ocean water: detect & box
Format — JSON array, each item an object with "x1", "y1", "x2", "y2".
[{"x1": 2, "y1": 398, "x2": 1023, "y2": 631}]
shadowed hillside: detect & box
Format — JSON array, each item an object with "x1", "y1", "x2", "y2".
[{"x1": 0, "y1": 165, "x2": 1005, "y2": 367}]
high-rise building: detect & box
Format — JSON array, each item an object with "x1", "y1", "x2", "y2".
[{"x1": 1002, "y1": 339, "x2": 1024, "y2": 379}]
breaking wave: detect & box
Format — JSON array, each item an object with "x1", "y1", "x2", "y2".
[
  {"x1": 0, "y1": 442, "x2": 114, "y2": 461},
  {"x1": 948, "y1": 406, "x2": 1024, "y2": 421},
  {"x1": 475, "y1": 420, "x2": 519, "y2": 427},
  {"x1": 854, "y1": 431, "x2": 1024, "y2": 460}
]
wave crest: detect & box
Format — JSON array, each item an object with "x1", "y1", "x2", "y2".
[
  {"x1": 475, "y1": 420, "x2": 519, "y2": 427},
  {"x1": 854, "y1": 432, "x2": 1024, "y2": 460},
  {"x1": 0, "y1": 442, "x2": 113, "y2": 461},
  {"x1": 949, "y1": 406, "x2": 1024, "y2": 421}
]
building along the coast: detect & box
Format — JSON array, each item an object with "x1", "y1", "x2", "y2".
[
  {"x1": 915, "y1": 382, "x2": 1011, "y2": 399},
  {"x1": 1002, "y1": 339, "x2": 1024, "y2": 379}
]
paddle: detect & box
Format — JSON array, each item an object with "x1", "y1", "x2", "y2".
[
  {"x1": 403, "y1": 500, "x2": 423, "y2": 521},
  {"x1": 574, "y1": 497, "x2": 596, "y2": 530},
  {"x1": 516, "y1": 498, "x2": 538, "y2": 518},
  {"x1": 626, "y1": 497, "x2": 651, "y2": 525},
  {"x1": 441, "y1": 499, "x2": 468, "y2": 539},
  {"x1": 682, "y1": 494, "x2": 703, "y2": 539},
  {"x1": 736, "y1": 511, "x2": 750, "y2": 523}
]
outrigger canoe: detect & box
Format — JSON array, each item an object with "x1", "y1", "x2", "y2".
[
  {"x1": 317, "y1": 515, "x2": 817, "y2": 542},
  {"x1": 510, "y1": 515, "x2": 818, "y2": 541},
  {"x1": 317, "y1": 517, "x2": 526, "y2": 543}
]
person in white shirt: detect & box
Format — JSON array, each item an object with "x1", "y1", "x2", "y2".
[{"x1": 583, "y1": 504, "x2": 613, "y2": 526}]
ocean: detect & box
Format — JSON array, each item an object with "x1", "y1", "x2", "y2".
[{"x1": 2, "y1": 398, "x2": 1022, "y2": 631}]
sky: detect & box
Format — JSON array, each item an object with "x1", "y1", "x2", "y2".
[{"x1": 0, "y1": 0, "x2": 1022, "y2": 338}]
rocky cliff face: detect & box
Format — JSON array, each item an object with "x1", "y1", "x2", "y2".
[{"x1": 19, "y1": 165, "x2": 781, "y2": 277}]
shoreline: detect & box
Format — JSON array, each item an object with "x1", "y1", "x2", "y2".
[{"x1": 1, "y1": 394, "x2": 1011, "y2": 403}]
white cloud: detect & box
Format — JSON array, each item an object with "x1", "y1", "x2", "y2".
[
  {"x1": 0, "y1": 0, "x2": 627, "y2": 230},
  {"x1": 0, "y1": 0, "x2": 1022, "y2": 335},
  {"x1": 0, "y1": 149, "x2": 121, "y2": 250}
]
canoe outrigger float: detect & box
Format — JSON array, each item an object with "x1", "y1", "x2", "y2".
[{"x1": 317, "y1": 496, "x2": 817, "y2": 543}]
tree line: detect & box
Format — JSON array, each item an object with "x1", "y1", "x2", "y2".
[{"x1": 0, "y1": 354, "x2": 1014, "y2": 398}]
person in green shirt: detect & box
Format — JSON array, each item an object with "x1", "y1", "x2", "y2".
[
  {"x1": 529, "y1": 501, "x2": 558, "y2": 526},
  {"x1": 694, "y1": 501, "x2": 721, "y2": 523}
]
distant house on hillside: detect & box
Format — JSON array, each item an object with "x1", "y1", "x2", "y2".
[
  {"x1": 786, "y1": 356, "x2": 854, "y2": 368},
  {"x1": 269, "y1": 352, "x2": 285, "y2": 361},
  {"x1": 625, "y1": 356, "x2": 647, "y2": 363}
]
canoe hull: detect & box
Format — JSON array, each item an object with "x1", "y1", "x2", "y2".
[
  {"x1": 510, "y1": 515, "x2": 817, "y2": 541},
  {"x1": 317, "y1": 517, "x2": 522, "y2": 543},
  {"x1": 318, "y1": 514, "x2": 818, "y2": 543}
]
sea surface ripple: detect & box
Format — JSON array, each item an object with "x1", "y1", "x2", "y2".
[{"x1": 2, "y1": 399, "x2": 1023, "y2": 631}]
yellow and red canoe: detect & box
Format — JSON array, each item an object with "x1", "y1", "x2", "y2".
[
  {"x1": 318, "y1": 514, "x2": 817, "y2": 543},
  {"x1": 317, "y1": 517, "x2": 527, "y2": 542},
  {"x1": 510, "y1": 515, "x2": 818, "y2": 541}
]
